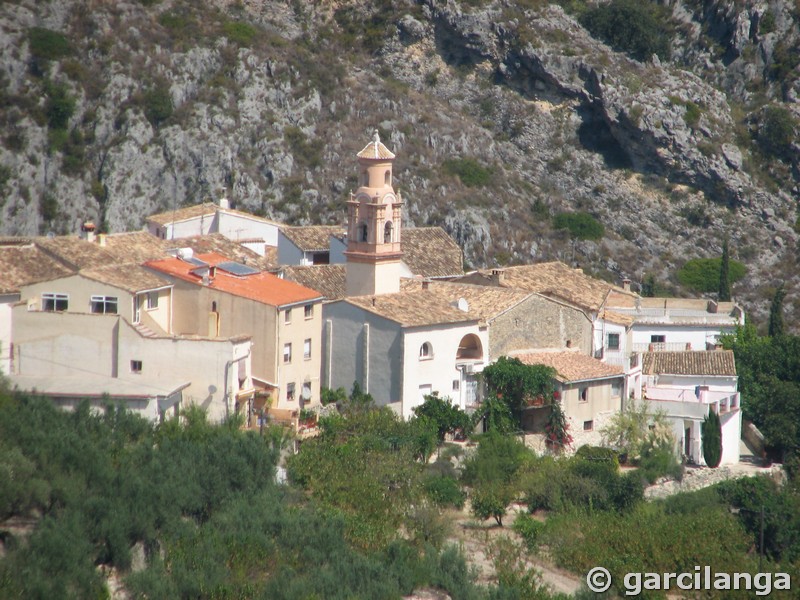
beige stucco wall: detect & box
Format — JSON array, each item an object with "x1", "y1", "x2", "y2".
[
  {"x1": 560, "y1": 378, "x2": 623, "y2": 445},
  {"x1": 22, "y1": 275, "x2": 137, "y2": 321},
  {"x1": 166, "y1": 279, "x2": 321, "y2": 410},
  {"x1": 489, "y1": 295, "x2": 592, "y2": 360},
  {"x1": 11, "y1": 307, "x2": 251, "y2": 421},
  {"x1": 135, "y1": 287, "x2": 171, "y2": 332}
]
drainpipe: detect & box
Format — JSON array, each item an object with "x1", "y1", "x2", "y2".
[{"x1": 224, "y1": 346, "x2": 251, "y2": 421}]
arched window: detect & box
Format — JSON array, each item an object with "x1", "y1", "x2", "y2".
[
  {"x1": 384, "y1": 221, "x2": 393, "y2": 243},
  {"x1": 456, "y1": 334, "x2": 482, "y2": 360},
  {"x1": 358, "y1": 222, "x2": 368, "y2": 242},
  {"x1": 361, "y1": 170, "x2": 369, "y2": 186},
  {"x1": 419, "y1": 342, "x2": 433, "y2": 360},
  {"x1": 384, "y1": 170, "x2": 391, "y2": 185}
]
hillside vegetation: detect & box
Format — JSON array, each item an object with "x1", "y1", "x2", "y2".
[{"x1": 0, "y1": 0, "x2": 799, "y2": 326}]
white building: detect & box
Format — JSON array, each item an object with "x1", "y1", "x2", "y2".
[{"x1": 642, "y1": 350, "x2": 741, "y2": 465}]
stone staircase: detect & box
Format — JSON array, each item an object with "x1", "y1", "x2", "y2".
[{"x1": 134, "y1": 322, "x2": 157, "y2": 338}]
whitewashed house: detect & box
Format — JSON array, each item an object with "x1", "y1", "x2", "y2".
[{"x1": 642, "y1": 350, "x2": 741, "y2": 465}]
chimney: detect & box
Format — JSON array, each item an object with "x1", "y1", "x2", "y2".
[
  {"x1": 622, "y1": 278, "x2": 631, "y2": 292},
  {"x1": 219, "y1": 188, "x2": 230, "y2": 210},
  {"x1": 686, "y1": 343, "x2": 692, "y2": 351},
  {"x1": 371, "y1": 297, "x2": 376, "y2": 307},
  {"x1": 707, "y1": 300, "x2": 719, "y2": 313},
  {"x1": 491, "y1": 268, "x2": 506, "y2": 285},
  {"x1": 421, "y1": 279, "x2": 430, "y2": 290},
  {"x1": 566, "y1": 339, "x2": 572, "y2": 348},
  {"x1": 98, "y1": 233, "x2": 107, "y2": 247},
  {"x1": 80, "y1": 222, "x2": 96, "y2": 243}
]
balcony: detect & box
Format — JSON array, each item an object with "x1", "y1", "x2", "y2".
[{"x1": 633, "y1": 342, "x2": 695, "y2": 353}]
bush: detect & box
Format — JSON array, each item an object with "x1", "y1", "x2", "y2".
[
  {"x1": 44, "y1": 81, "x2": 75, "y2": 130},
  {"x1": 553, "y1": 211, "x2": 604, "y2": 241},
  {"x1": 423, "y1": 475, "x2": 466, "y2": 509},
  {"x1": 222, "y1": 21, "x2": 258, "y2": 46},
  {"x1": 28, "y1": 27, "x2": 70, "y2": 61},
  {"x1": 702, "y1": 410, "x2": 722, "y2": 468},
  {"x1": 639, "y1": 445, "x2": 683, "y2": 484},
  {"x1": 471, "y1": 483, "x2": 513, "y2": 526},
  {"x1": 579, "y1": 0, "x2": 671, "y2": 62},
  {"x1": 413, "y1": 393, "x2": 472, "y2": 441},
  {"x1": 443, "y1": 157, "x2": 493, "y2": 187},
  {"x1": 758, "y1": 106, "x2": 796, "y2": 160},
  {"x1": 511, "y1": 512, "x2": 544, "y2": 549},
  {"x1": 676, "y1": 257, "x2": 746, "y2": 293},
  {"x1": 142, "y1": 85, "x2": 173, "y2": 126}
]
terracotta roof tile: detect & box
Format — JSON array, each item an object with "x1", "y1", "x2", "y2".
[
  {"x1": 356, "y1": 131, "x2": 396, "y2": 160},
  {"x1": 456, "y1": 262, "x2": 634, "y2": 312},
  {"x1": 101, "y1": 231, "x2": 171, "y2": 264},
  {"x1": 346, "y1": 290, "x2": 479, "y2": 327},
  {"x1": 281, "y1": 226, "x2": 346, "y2": 252},
  {"x1": 401, "y1": 280, "x2": 530, "y2": 322},
  {"x1": 601, "y1": 309, "x2": 635, "y2": 326},
  {"x1": 642, "y1": 351, "x2": 737, "y2": 376},
  {"x1": 402, "y1": 228, "x2": 463, "y2": 278},
  {"x1": 177, "y1": 233, "x2": 275, "y2": 270},
  {"x1": 80, "y1": 264, "x2": 170, "y2": 293},
  {"x1": 512, "y1": 350, "x2": 624, "y2": 383},
  {"x1": 146, "y1": 253, "x2": 322, "y2": 307},
  {"x1": 0, "y1": 242, "x2": 74, "y2": 293},
  {"x1": 280, "y1": 265, "x2": 346, "y2": 301}
]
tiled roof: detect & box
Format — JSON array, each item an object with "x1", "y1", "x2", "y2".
[
  {"x1": 101, "y1": 231, "x2": 171, "y2": 264},
  {"x1": 146, "y1": 202, "x2": 218, "y2": 226},
  {"x1": 146, "y1": 202, "x2": 282, "y2": 227},
  {"x1": 346, "y1": 290, "x2": 480, "y2": 327},
  {"x1": 356, "y1": 131, "x2": 396, "y2": 160},
  {"x1": 177, "y1": 233, "x2": 275, "y2": 270},
  {"x1": 35, "y1": 235, "x2": 117, "y2": 269},
  {"x1": 601, "y1": 309, "x2": 635, "y2": 326},
  {"x1": 280, "y1": 265, "x2": 346, "y2": 301},
  {"x1": 512, "y1": 350, "x2": 624, "y2": 383},
  {"x1": 402, "y1": 227, "x2": 464, "y2": 278},
  {"x1": 146, "y1": 253, "x2": 322, "y2": 307},
  {"x1": 401, "y1": 280, "x2": 530, "y2": 323},
  {"x1": 0, "y1": 242, "x2": 74, "y2": 293},
  {"x1": 643, "y1": 351, "x2": 737, "y2": 377},
  {"x1": 457, "y1": 262, "x2": 634, "y2": 312},
  {"x1": 281, "y1": 226, "x2": 346, "y2": 252},
  {"x1": 80, "y1": 264, "x2": 170, "y2": 293}
]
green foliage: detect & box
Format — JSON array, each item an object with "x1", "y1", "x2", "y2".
[
  {"x1": 423, "y1": 474, "x2": 466, "y2": 509},
  {"x1": 443, "y1": 157, "x2": 493, "y2": 187},
  {"x1": 481, "y1": 356, "x2": 557, "y2": 421},
  {"x1": 768, "y1": 283, "x2": 786, "y2": 337},
  {"x1": 413, "y1": 393, "x2": 472, "y2": 441},
  {"x1": 601, "y1": 398, "x2": 675, "y2": 464},
  {"x1": 758, "y1": 106, "x2": 796, "y2": 160},
  {"x1": 553, "y1": 211, "x2": 605, "y2": 241},
  {"x1": 511, "y1": 512, "x2": 544, "y2": 549},
  {"x1": 544, "y1": 400, "x2": 572, "y2": 453},
  {"x1": 284, "y1": 125, "x2": 322, "y2": 170},
  {"x1": 142, "y1": 85, "x2": 173, "y2": 126},
  {"x1": 760, "y1": 10, "x2": 777, "y2": 34},
  {"x1": 222, "y1": 21, "x2": 258, "y2": 46},
  {"x1": 476, "y1": 394, "x2": 517, "y2": 433},
  {"x1": 702, "y1": 410, "x2": 722, "y2": 468},
  {"x1": 44, "y1": 81, "x2": 75, "y2": 130},
  {"x1": 471, "y1": 483, "x2": 513, "y2": 526},
  {"x1": 722, "y1": 325, "x2": 800, "y2": 460},
  {"x1": 320, "y1": 385, "x2": 347, "y2": 406},
  {"x1": 683, "y1": 101, "x2": 702, "y2": 128},
  {"x1": 638, "y1": 443, "x2": 683, "y2": 484},
  {"x1": 579, "y1": 0, "x2": 671, "y2": 62},
  {"x1": 676, "y1": 257, "x2": 746, "y2": 293},
  {"x1": 27, "y1": 27, "x2": 70, "y2": 62},
  {"x1": 640, "y1": 272, "x2": 671, "y2": 297},
  {"x1": 719, "y1": 236, "x2": 731, "y2": 301},
  {"x1": 39, "y1": 192, "x2": 59, "y2": 222}
]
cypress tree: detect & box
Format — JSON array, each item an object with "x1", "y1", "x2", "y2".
[
  {"x1": 718, "y1": 237, "x2": 731, "y2": 301},
  {"x1": 702, "y1": 410, "x2": 722, "y2": 468},
  {"x1": 768, "y1": 283, "x2": 786, "y2": 337}
]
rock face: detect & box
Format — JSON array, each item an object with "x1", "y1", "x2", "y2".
[{"x1": 0, "y1": 0, "x2": 798, "y2": 325}]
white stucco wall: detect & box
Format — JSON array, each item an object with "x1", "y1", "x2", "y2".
[
  {"x1": 631, "y1": 324, "x2": 736, "y2": 351},
  {"x1": 400, "y1": 324, "x2": 487, "y2": 419},
  {"x1": 0, "y1": 294, "x2": 17, "y2": 375},
  {"x1": 217, "y1": 212, "x2": 279, "y2": 246}
]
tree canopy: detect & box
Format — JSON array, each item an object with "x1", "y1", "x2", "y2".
[
  {"x1": 552, "y1": 211, "x2": 605, "y2": 241},
  {"x1": 676, "y1": 257, "x2": 746, "y2": 294}
]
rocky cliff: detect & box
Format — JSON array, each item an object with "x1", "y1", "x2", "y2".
[{"x1": 0, "y1": 0, "x2": 798, "y2": 324}]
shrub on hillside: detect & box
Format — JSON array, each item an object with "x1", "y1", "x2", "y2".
[
  {"x1": 758, "y1": 106, "x2": 796, "y2": 160},
  {"x1": 553, "y1": 211, "x2": 604, "y2": 241},
  {"x1": 28, "y1": 27, "x2": 70, "y2": 62},
  {"x1": 676, "y1": 257, "x2": 746, "y2": 293},
  {"x1": 579, "y1": 0, "x2": 671, "y2": 62},
  {"x1": 443, "y1": 157, "x2": 493, "y2": 187}
]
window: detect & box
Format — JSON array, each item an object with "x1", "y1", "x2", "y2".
[
  {"x1": 358, "y1": 222, "x2": 368, "y2": 242},
  {"x1": 146, "y1": 292, "x2": 159, "y2": 310},
  {"x1": 384, "y1": 221, "x2": 393, "y2": 243},
  {"x1": 452, "y1": 379, "x2": 460, "y2": 391},
  {"x1": 583, "y1": 420, "x2": 593, "y2": 431},
  {"x1": 302, "y1": 381, "x2": 312, "y2": 402},
  {"x1": 304, "y1": 304, "x2": 314, "y2": 319},
  {"x1": 42, "y1": 293, "x2": 68, "y2": 312},
  {"x1": 286, "y1": 382, "x2": 295, "y2": 401},
  {"x1": 611, "y1": 379, "x2": 622, "y2": 397},
  {"x1": 304, "y1": 338, "x2": 311, "y2": 360},
  {"x1": 607, "y1": 333, "x2": 620, "y2": 351},
  {"x1": 419, "y1": 342, "x2": 433, "y2": 360},
  {"x1": 130, "y1": 360, "x2": 142, "y2": 373},
  {"x1": 579, "y1": 387, "x2": 588, "y2": 402},
  {"x1": 651, "y1": 335, "x2": 666, "y2": 343},
  {"x1": 91, "y1": 295, "x2": 118, "y2": 314},
  {"x1": 284, "y1": 308, "x2": 292, "y2": 324},
  {"x1": 283, "y1": 343, "x2": 292, "y2": 364},
  {"x1": 384, "y1": 169, "x2": 391, "y2": 185}
]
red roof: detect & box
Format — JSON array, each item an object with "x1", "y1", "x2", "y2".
[{"x1": 145, "y1": 252, "x2": 322, "y2": 307}]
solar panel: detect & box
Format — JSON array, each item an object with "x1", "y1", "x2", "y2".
[
  {"x1": 186, "y1": 257, "x2": 208, "y2": 267},
  {"x1": 217, "y1": 261, "x2": 259, "y2": 276}
]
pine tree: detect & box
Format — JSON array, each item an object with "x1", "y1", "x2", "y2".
[
  {"x1": 702, "y1": 410, "x2": 722, "y2": 468},
  {"x1": 718, "y1": 237, "x2": 731, "y2": 301},
  {"x1": 768, "y1": 283, "x2": 786, "y2": 337}
]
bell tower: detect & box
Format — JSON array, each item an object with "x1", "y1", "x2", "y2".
[{"x1": 344, "y1": 130, "x2": 403, "y2": 296}]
